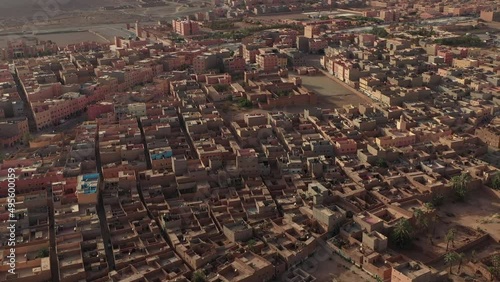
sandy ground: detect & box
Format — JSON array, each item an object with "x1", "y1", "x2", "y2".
[
  {"x1": 284, "y1": 245, "x2": 375, "y2": 282},
  {"x1": 0, "y1": 0, "x2": 206, "y2": 32},
  {"x1": 299, "y1": 74, "x2": 366, "y2": 108},
  {"x1": 438, "y1": 188, "x2": 500, "y2": 242}
]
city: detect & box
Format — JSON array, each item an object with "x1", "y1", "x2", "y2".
[{"x1": 0, "y1": 0, "x2": 499, "y2": 281}]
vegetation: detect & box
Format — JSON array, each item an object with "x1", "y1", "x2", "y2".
[
  {"x1": 408, "y1": 27, "x2": 436, "y2": 37},
  {"x1": 192, "y1": 271, "x2": 207, "y2": 282},
  {"x1": 337, "y1": 15, "x2": 384, "y2": 24},
  {"x1": 413, "y1": 209, "x2": 428, "y2": 230},
  {"x1": 22, "y1": 132, "x2": 33, "y2": 145},
  {"x1": 445, "y1": 228, "x2": 456, "y2": 252},
  {"x1": 491, "y1": 173, "x2": 500, "y2": 190},
  {"x1": 369, "y1": 27, "x2": 389, "y2": 38},
  {"x1": 275, "y1": 89, "x2": 293, "y2": 97},
  {"x1": 206, "y1": 20, "x2": 235, "y2": 30},
  {"x1": 374, "y1": 158, "x2": 388, "y2": 168},
  {"x1": 451, "y1": 173, "x2": 471, "y2": 201},
  {"x1": 238, "y1": 99, "x2": 253, "y2": 108},
  {"x1": 430, "y1": 193, "x2": 444, "y2": 207},
  {"x1": 434, "y1": 35, "x2": 486, "y2": 47},
  {"x1": 247, "y1": 239, "x2": 257, "y2": 251},
  {"x1": 36, "y1": 248, "x2": 49, "y2": 258},
  {"x1": 213, "y1": 84, "x2": 230, "y2": 92},
  {"x1": 487, "y1": 255, "x2": 500, "y2": 281},
  {"x1": 444, "y1": 252, "x2": 459, "y2": 274},
  {"x1": 456, "y1": 252, "x2": 466, "y2": 273},
  {"x1": 212, "y1": 23, "x2": 304, "y2": 40},
  {"x1": 391, "y1": 218, "x2": 413, "y2": 248}
]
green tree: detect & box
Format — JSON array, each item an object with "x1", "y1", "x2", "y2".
[
  {"x1": 192, "y1": 271, "x2": 207, "y2": 282},
  {"x1": 213, "y1": 84, "x2": 230, "y2": 92},
  {"x1": 444, "y1": 252, "x2": 459, "y2": 274},
  {"x1": 451, "y1": 173, "x2": 471, "y2": 201},
  {"x1": 431, "y1": 194, "x2": 444, "y2": 207},
  {"x1": 36, "y1": 248, "x2": 49, "y2": 258},
  {"x1": 247, "y1": 239, "x2": 256, "y2": 251},
  {"x1": 489, "y1": 255, "x2": 500, "y2": 281},
  {"x1": 457, "y1": 252, "x2": 466, "y2": 273},
  {"x1": 491, "y1": 173, "x2": 500, "y2": 190},
  {"x1": 471, "y1": 250, "x2": 477, "y2": 263},
  {"x1": 391, "y1": 218, "x2": 413, "y2": 248},
  {"x1": 375, "y1": 158, "x2": 388, "y2": 168},
  {"x1": 369, "y1": 27, "x2": 389, "y2": 38},
  {"x1": 238, "y1": 99, "x2": 253, "y2": 108},
  {"x1": 414, "y1": 209, "x2": 428, "y2": 230},
  {"x1": 22, "y1": 132, "x2": 33, "y2": 145},
  {"x1": 445, "y1": 228, "x2": 456, "y2": 252}
]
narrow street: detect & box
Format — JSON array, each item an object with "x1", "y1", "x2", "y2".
[
  {"x1": 94, "y1": 126, "x2": 116, "y2": 271},
  {"x1": 47, "y1": 188, "x2": 60, "y2": 282}
]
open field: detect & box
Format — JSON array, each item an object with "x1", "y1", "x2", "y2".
[
  {"x1": 282, "y1": 245, "x2": 374, "y2": 282},
  {"x1": 299, "y1": 74, "x2": 367, "y2": 109},
  {"x1": 0, "y1": 0, "x2": 207, "y2": 42},
  {"x1": 438, "y1": 188, "x2": 500, "y2": 242}
]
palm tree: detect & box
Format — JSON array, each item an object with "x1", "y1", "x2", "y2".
[
  {"x1": 414, "y1": 209, "x2": 428, "y2": 230},
  {"x1": 451, "y1": 173, "x2": 471, "y2": 201},
  {"x1": 192, "y1": 271, "x2": 207, "y2": 282},
  {"x1": 392, "y1": 218, "x2": 413, "y2": 248},
  {"x1": 487, "y1": 266, "x2": 496, "y2": 281},
  {"x1": 471, "y1": 250, "x2": 477, "y2": 263},
  {"x1": 489, "y1": 255, "x2": 500, "y2": 281},
  {"x1": 445, "y1": 228, "x2": 456, "y2": 252},
  {"x1": 457, "y1": 252, "x2": 466, "y2": 273},
  {"x1": 492, "y1": 173, "x2": 500, "y2": 190},
  {"x1": 444, "y1": 252, "x2": 459, "y2": 274},
  {"x1": 429, "y1": 214, "x2": 439, "y2": 245}
]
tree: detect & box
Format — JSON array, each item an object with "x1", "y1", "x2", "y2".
[
  {"x1": 445, "y1": 228, "x2": 456, "y2": 252},
  {"x1": 375, "y1": 158, "x2": 388, "y2": 168},
  {"x1": 238, "y1": 99, "x2": 253, "y2": 108},
  {"x1": 36, "y1": 248, "x2": 49, "y2": 258},
  {"x1": 471, "y1": 250, "x2": 477, "y2": 263},
  {"x1": 444, "y1": 252, "x2": 459, "y2": 274},
  {"x1": 491, "y1": 173, "x2": 500, "y2": 190},
  {"x1": 22, "y1": 132, "x2": 33, "y2": 145},
  {"x1": 451, "y1": 173, "x2": 471, "y2": 201},
  {"x1": 425, "y1": 213, "x2": 439, "y2": 246},
  {"x1": 431, "y1": 193, "x2": 444, "y2": 207},
  {"x1": 369, "y1": 27, "x2": 389, "y2": 38},
  {"x1": 489, "y1": 255, "x2": 500, "y2": 281},
  {"x1": 247, "y1": 239, "x2": 256, "y2": 251},
  {"x1": 192, "y1": 271, "x2": 207, "y2": 282},
  {"x1": 414, "y1": 209, "x2": 428, "y2": 230},
  {"x1": 457, "y1": 252, "x2": 466, "y2": 273},
  {"x1": 213, "y1": 84, "x2": 230, "y2": 92},
  {"x1": 391, "y1": 218, "x2": 413, "y2": 248}
]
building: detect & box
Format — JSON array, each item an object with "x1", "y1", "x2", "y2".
[
  {"x1": 172, "y1": 19, "x2": 200, "y2": 36},
  {"x1": 480, "y1": 10, "x2": 500, "y2": 22}
]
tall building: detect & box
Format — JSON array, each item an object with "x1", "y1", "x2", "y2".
[{"x1": 172, "y1": 19, "x2": 200, "y2": 36}]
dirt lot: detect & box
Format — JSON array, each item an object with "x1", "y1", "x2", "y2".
[
  {"x1": 299, "y1": 74, "x2": 367, "y2": 109},
  {"x1": 286, "y1": 245, "x2": 375, "y2": 282},
  {"x1": 0, "y1": 0, "x2": 206, "y2": 32},
  {"x1": 439, "y1": 188, "x2": 500, "y2": 242}
]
